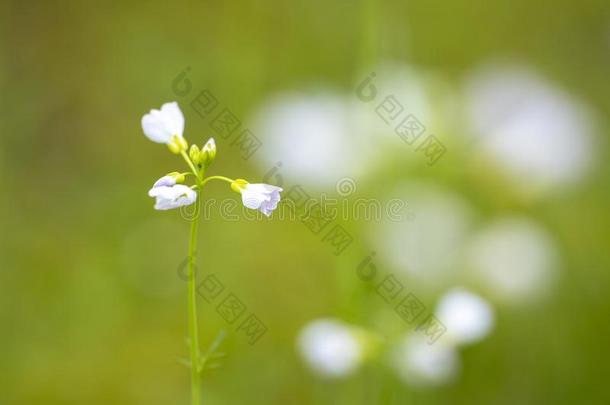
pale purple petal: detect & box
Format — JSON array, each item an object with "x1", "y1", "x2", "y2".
[
  {"x1": 152, "y1": 175, "x2": 176, "y2": 189},
  {"x1": 241, "y1": 183, "x2": 282, "y2": 216}
]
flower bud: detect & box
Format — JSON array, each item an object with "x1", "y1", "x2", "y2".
[
  {"x1": 167, "y1": 142, "x2": 181, "y2": 154},
  {"x1": 200, "y1": 138, "x2": 216, "y2": 167},
  {"x1": 203, "y1": 138, "x2": 216, "y2": 159},
  {"x1": 167, "y1": 134, "x2": 188, "y2": 154},
  {"x1": 168, "y1": 171, "x2": 185, "y2": 183},
  {"x1": 177, "y1": 136, "x2": 188, "y2": 151},
  {"x1": 189, "y1": 145, "x2": 201, "y2": 164}
]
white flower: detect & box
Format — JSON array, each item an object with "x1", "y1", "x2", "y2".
[
  {"x1": 467, "y1": 217, "x2": 558, "y2": 305},
  {"x1": 251, "y1": 92, "x2": 372, "y2": 188},
  {"x1": 464, "y1": 63, "x2": 596, "y2": 192},
  {"x1": 141, "y1": 101, "x2": 185, "y2": 144},
  {"x1": 152, "y1": 175, "x2": 176, "y2": 188},
  {"x1": 251, "y1": 64, "x2": 441, "y2": 188},
  {"x1": 391, "y1": 335, "x2": 459, "y2": 387},
  {"x1": 435, "y1": 288, "x2": 494, "y2": 345},
  {"x1": 297, "y1": 319, "x2": 363, "y2": 378},
  {"x1": 373, "y1": 182, "x2": 473, "y2": 286},
  {"x1": 148, "y1": 184, "x2": 196, "y2": 211},
  {"x1": 240, "y1": 183, "x2": 282, "y2": 217}
]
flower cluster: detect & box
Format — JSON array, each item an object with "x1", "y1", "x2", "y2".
[
  {"x1": 141, "y1": 102, "x2": 282, "y2": 216},
  {"x1": 297, "y1": 288, "x2": 494, "y2": 386}
]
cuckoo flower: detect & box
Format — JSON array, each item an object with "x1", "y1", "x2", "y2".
[
  {"x1": 142, "y1": 101, "x2": 187, "y2": 153},
  {"x1": 148, "y1": 183, "x2": 196, "y2": 211},
  {"x1": 140, "y1": 101, "x2": 282, "y2": 405},
  {"x1": 231, "y1": 180, "x2": 283, "y2": 217},
  {"x1": 141, "y1": 101, "x2": 184, "y2": 143}
]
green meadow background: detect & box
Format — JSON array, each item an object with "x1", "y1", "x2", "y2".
[{"x1": 2, "y1": 0, "x2": 609, "y2": 404}]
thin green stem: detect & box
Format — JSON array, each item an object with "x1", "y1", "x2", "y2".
[
  {"x1": 200, "y1": 175, "x2": 234, "y2": 187},
  {"x1": 179, "y1": 150, "x2": 234, "y2": 404},
  {"x1": 180, "y1": 150, "x2": 200, "y2": 178},
  {"x1": 186, "y1": 181, "x2": 203, "y2": 405}
]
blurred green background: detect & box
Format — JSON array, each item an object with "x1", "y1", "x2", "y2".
[{"x1": 2, "y1": 0, "x2": 610, "y2": 404}]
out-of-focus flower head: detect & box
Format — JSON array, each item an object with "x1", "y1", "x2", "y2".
[
  {"x1": 467, "y1": 216, "x2": 559, "y2": 305},
  {"x1": 251, "y1": 91, "x2": 361, "y2": 188},
  {"x1": 435, "y1": 288, "x2": 494, "y2": 345},
  {"x1": 373, "y1": 182, "x2": 474, "y2": 287},
  {"x1": 251, "y1": 63, "x2": 453, "y2": 189},
  {"x1": 297, "y1": 318, "x2": 365, "y2": 379},
  {"x1": 464, "y1": 62, "x2": 597, "y2": 194},
  {"x1": 391, "y1": 334, "x2": 459, "y2": 387}
]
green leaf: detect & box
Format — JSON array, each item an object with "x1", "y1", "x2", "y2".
[
  {"x1": 176, "y1": 357, "x2": 191, "y2": 369},
  {"x1": 198, "y1": 330, "x2": 227, "y2": 374}
]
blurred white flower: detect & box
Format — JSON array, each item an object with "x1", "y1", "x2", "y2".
[
  {"x1": 365, "y1": 63, "x2": 434, "y2": 125},
  {"x1": 373, "y1": 182, "x2": 473, "y2": 286},
  {"x1": 297, "y1": 319, "x2": 363, "y2": 378},
  {"x1": 148, "y1": 184, "x2": 196, "y2": 211},
  {"x1": 435, "y1": 288, "x2": 494, "y2": 345},
  {"x1": 467, "y1": 217, "x2": 558, "y2": 304},
  {"x1": 252, "y1": 92, "x2": 365, "y2": 188},
  {"x1": 141, "y1": 101, "x2": 185, "y2": 144},
  {"x1": 391, "y1": 335, "x2": 459, "y2": 386},
  {"x1": 251, "y1": 63, "x2": 453, "y2": 188},
  {"x1": 240, "y1": 183, "x2": 283, "y2": 217},
  {"x1": 348, "y1": 63, "x2": 441, "y2": 157},
  {"x1": 464, "y1": 63, "x2": 596, "y2": 192}
]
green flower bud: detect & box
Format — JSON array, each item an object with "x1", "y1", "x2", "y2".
[
  {"x1": 177, "y1": 136, "x2": 189, "y2": 151},
  {"x1": 167, "y1": 134, "x2": 188, "y2": 154},
  {"x1": 202, "y1": 138, "x2": 216, "y2": 159},
  {"x1": 168, "y1": 171, "x2": 185, "y2": 183},
  {"x1": 200, "y1": 138, "x2": 216, "y2": 167},
  {"x1": 167, "y1": 142, "x2": 181, "y2": 154},
  {"x1": 189, "y1": 145, "x2": 201, "y2": 164}
]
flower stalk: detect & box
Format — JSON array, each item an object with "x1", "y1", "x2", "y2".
[
  {"x1": 141, "y1": 101, "x2": 283, "y2": 405},
  {"x1": 186, "y1": 178, "x2": 202, "y2": 405}
]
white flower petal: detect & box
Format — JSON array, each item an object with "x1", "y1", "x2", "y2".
[
  {"x1": 202, "y1": 137, "x2": 216, "y2": 152},
  {"x1": 148, "y1": 184, "x2": 196, "y2": 211},
  {"x1": 373, "y1": 182, "x2": 473, "y2": 285},
  {"x1": 464, "y1": 64, "x2": 596, "y2": 192},
  {"x1": 240, "y1": 183, "x2": 282, "y2": 215},
  {"x1": 467, "y1": 217, "x2": 558, "y2": 304},
  {"x1": 241, "y1": 191, "x2": 265, "y2": 209},
  {"x1": 297, "y1": 319, "x2": 363, "y2": 378},
  {"x1": 160, "y1": 101, "x2": 184, "y2": 138},
  {"x1": 141, "y1": 101, "x2": 185, "y2": 144},
  {"x1": 142, "y1": 110, "x2": 172, "y2": 143},
  {"x1": 152, "y1": 175, "x2": 176, "y2": 189},
  {"x1": 435, "y1": 288, "x2": 494, "y2": 345},
  {"x1": 148, "y1": 185, "x2": 171, "y2": 198}
]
